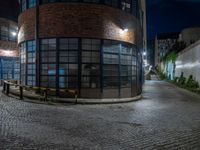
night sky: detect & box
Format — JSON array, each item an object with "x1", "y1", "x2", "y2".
[
  {"x1": 147, "y1": 0, "x2": 200, "y2": 40},
  {"x1": 0, "y1": 0, "x2": 19, "y2": 21}
]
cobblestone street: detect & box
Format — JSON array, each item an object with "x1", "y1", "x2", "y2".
[{"x1": 0, "y1": 80, "x2": 200, "y2": 149}]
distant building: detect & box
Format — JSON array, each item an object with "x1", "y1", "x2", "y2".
[
  {"x1": 147, "y1": 39, "x2": 155, "y2": 67},
  {"x1": 179, "y1": 27, "x2": 200, "y2": 47},
  {"x1": 160, "y1": 27, "x2": 200, "y2": 81},
  {"x1": 0, "y1": 0, "x2": 19, "y2": 83},
  {"x1": 154, "y1": 33, "x2": 179, "y2": 67},
  {"x1": 140, "y1": 0, "x2": 147, "y2": 53}
]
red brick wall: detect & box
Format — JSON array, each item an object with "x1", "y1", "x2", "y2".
[
  {"x1": 0, "y1": 40, "x2": 17, "y2": 51},
  {"x1": 18, "y1": 3, "x2": 142, "y2": 47},
  {"x1": 18, "y1": 8, "x2": 36, "y2": 43},
  {"x1": 0, "y1": 18, "x2": 17, "y2": 28}
]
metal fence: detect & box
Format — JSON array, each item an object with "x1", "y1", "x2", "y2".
[{"x1": 2, "y1": 80, "x2": 78, "y2": 103}]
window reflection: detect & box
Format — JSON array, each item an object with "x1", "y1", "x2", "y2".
[{"x1": 19, "y1": 38, "x2": 139, "y2": 96}]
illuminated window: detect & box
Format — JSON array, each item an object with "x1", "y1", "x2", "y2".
[
  {"x1": 28, "y1": 0, "x2": 36, "y2": 8},
  {"x1": 27, "y1": 40, "x2": 36, "y2": 86},
  {"x1": 21, "y1": 0, "x2": 27, "y2": 12},
  {"x1": 121, "y1": 0, "x2": 131, "y2": 12},
  {"x1": 20, "y1": 43, "x2": 26, "y2": 85},
  {"x1": 1, "y1": 26, "x2": 9, "y2": 41}
]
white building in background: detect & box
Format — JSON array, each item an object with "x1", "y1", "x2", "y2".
[
  {"x1": 179, "y1": 27, "x2": 200, "y2": 47},
  {"x1": 175, "y1": 39, "x2": 200, "y2": 84}
]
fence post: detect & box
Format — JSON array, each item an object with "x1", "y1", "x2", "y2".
[
  {"x1": 20, "y1": 86, "x2": 23, "y2": 100},
  {"x1": 3, "y1": 81, "x2": 6, "y2": 92},
  {"x1": 75, "y1": 91, "x2": 78, "y2": 104},
  {"x1": 44, "y1": 89, "x2": 48, "y2": 101},
  {"x1": 6, "y1": 83, "x2": 10, "y2": 95}
]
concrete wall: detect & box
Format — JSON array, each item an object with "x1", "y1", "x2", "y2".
[{"x1": 175, "y1": 39, "x2": 200, "y2": 83}]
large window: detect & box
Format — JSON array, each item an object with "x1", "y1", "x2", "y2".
[
  {"x1": 41, "y1": 64, "x2": 56, "y2": 87},
  {"x1": 1, "y1": 26, "x2": 9, "y2": 41},
  {"x1": 103, "y1": 65, "x2": 119, "y2": 88},
  {"x1": 40, "y1": 39, "x2": 57, "y2": 88},
  {"x1": 27, "y1": 40, "x2": 36, "y2": 86},
  {"x1": 19, "y1": 40, "x2": 36, "y2": 85},
  {"x1": 14, "y1": 61, "x2": 20, "y2": 80},
  {"x1": 59, "y1": 38, "x2": 78, "y2": 88},
  {"x1": 20, "y1": 42, "x2": 26, "y2": 85},
  {"x1": 120, "y1": 44, "x2": 132, "y2": 87},
  {"x1": 0, "y1": 26, "x2": 17, "y2": 42},
  {"x1": 59, "y1": 64, "x2": 78, "y2": 88},
  {"x1": 102, "y1": 40, "x2": 137, "y2": 89},
  {"x1": 81, "y1": 39, "x2": 101, "y2": 88},
  {"x1": 0, "y1": 58, "x2": 19, "y2": 80},
  {"x1": 103, "y1": 40, "x2": 120, "y2": 88},
  {"x1": 59, "y1": 38, "x2": 78, "y2": 63},
  {"x1": 19, "y1": 38, "x2": 141, "y2": 97}
]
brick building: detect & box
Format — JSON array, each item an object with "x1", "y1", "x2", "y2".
[
  {"x1": 18, "y1": 0, "x2": 146, "y2": 99},
  {"x1": 0, "y1": 1, "x2": 19, "y2": 83}
]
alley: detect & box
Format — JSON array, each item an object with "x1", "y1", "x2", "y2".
[{"x1": 0, "y1": 80, "x2": 200, "y2": 149}]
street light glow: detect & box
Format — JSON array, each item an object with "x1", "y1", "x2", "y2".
[
  {"x1": 123, "y1": 28, "x2": 128, "y2": 32},
  {"x1": 143, "y1": 52, "x2": 147, "y2": 56},
  {"x1": 120, "y1": 28, "x2": 129, "y2": 34},
  {"x1": 11, "y1": 32, "x2": 17, "y2": 36}
]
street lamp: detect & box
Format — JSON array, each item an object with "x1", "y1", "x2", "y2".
[
  {"x1": 120, "y1": 28, "x2": 128, "y2": 34},
  {"x1": 123, "y1": 28, "x2": 128, "y2": 32},
  {"x1": 11, "y1": 32, "x2": 17, "y2": 37},
  {"x1": 143, "y1": 52, "x2": 146, "y2": 56}
]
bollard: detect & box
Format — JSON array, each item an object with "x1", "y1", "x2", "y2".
[
  {"x1": 44, "y1": 89, "x2": 48, "y2": 101},
  {"x1": 75, "y1": 92, "x2": 78, "y2": 104},
  {"x1": 20, "y1": 86, "x2": 23, "y2": 100},
  {"x1": 6, "y1": 83, "x2": 10, "y2": 95},
  {"x1": 3, "y1": 82, "x2": 6, "y2": 92}
]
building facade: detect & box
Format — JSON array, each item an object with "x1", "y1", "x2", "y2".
[
  {"x1": 175, "y1": 39, "x2": 200, "y2": 84},
  {"x1": 179, "y1": 27, "x2": 200, "y2": 47},
  {"x1": 154, "y1": 33, "x2": 179, "y2": 67},
  {"x1": 0, "y1": 0, "x2": 19, "y2": 83},
  {"x1": 18, "y1": 0, "x2": 145, "y2": 99}
]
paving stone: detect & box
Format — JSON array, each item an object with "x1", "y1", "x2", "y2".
[{"x1": 0, "y1": 80, "x2": 200, "y2": 149}]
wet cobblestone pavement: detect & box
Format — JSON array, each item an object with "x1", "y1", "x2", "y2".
[{"x1": 0, "y1": 80, "x2": 200, "y2": 149}]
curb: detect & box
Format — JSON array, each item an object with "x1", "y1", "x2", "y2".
[
  {"x1": 6, "y1": 89, "x2": 142, "y2": 105},
  {"x1": 55, "y1": 95, "x2": 142, "y2": 104}
]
